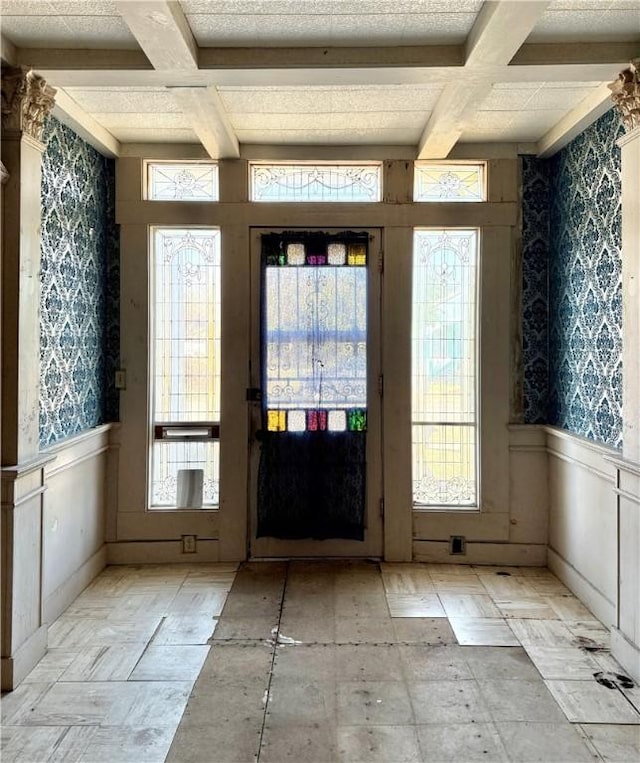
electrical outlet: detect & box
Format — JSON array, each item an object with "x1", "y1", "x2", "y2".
[
  {"x1": 449, "y1": 535, "x2": 466, "y2": 555},
  {"x1": 182, "y1": 534, "x2": 197, "y2": 554}
]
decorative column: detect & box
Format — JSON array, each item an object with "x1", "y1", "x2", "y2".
[
  {"x1": 607, "y1": 60, "x2": 640, "y2": 682},
  {"x1": 1, "y1": 66, "x2": 56, "y2": 690}
]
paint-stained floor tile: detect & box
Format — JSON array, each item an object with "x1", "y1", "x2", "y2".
[
  {"x1": 524, "y1": 645, "x2": 602, "y2": 680},
  {"x1": 0, "y1": 725, "x2": 96, "y2": 763},
  {"x1": 438, "y1": 593, "x2": 502, "y2": 619},
  {"x1": 152, "y1": 615, "x2": 218, "y2": 645},
  {"x1": 449, "y1": 617, "x2": 520, "y2": 646},
  {"x1": 385, "y1": 593, "x2": 446, "y2": 617},
  {"x1": 58, "y1": 644, "x2": 147, "y2": 682},
  {"x1": 494, "y1": 596, "x2": 559, "y2": 620},
  {"x1": 579, "y1": 723, "x2": 640, "y2": 761},
  {"x1": 129, "y1": 645, "x2": 209, "y2": 682},
  {"x1": 545, "y1": 679, "x2": 640, "y2": 724},
  {"x1": 77, "y1": 726, "x2": 176, "y2": 763}
]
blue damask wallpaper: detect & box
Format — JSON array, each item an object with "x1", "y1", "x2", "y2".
[
  {"x1": 40, "y1": 116, "x2": 119, "y2": 447},
  {"x1": 521, "y1": 108, "x2": 624, "y2": 448},
  {"x1": 521, "y1": 156, "x2": 550, "y2": 425}
]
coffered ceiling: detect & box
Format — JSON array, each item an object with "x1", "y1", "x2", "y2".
[{"x1": 1, "y1": 0, "x2": 639, "y2": 158}]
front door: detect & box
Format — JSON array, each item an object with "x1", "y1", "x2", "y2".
[{"x1": 249, "y1": 228, "x2": 383, "y2": 558}]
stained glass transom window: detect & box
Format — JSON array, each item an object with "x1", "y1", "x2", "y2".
[
  {"x1": 262, "y1": 234, "x2": 367, "y2": 432},
  {"x1": 150, "y1": 227, "x2": 221, "y2": 507},
  {"x1": 414, "y1": 163, "x2": 485, "y2": 202},
  {"x1": 250, "y1": 163, "x2": 382, "y2": 202},
  {"x1": 412, "y1": 229, "x2": 479, "y2": 507},
  {"x1": 147, "y1": 162, "x2": 219, "y2": 201}
]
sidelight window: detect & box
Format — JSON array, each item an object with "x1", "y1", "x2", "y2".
[
  {"x1": 150, "y1": 227, "x2": 221, "y2": 508},
  {"x1": 412, "y1": 229, "x2": 479, "y2": 507}
]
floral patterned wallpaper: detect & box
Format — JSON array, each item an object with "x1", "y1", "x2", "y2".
[
  {"x1": 40, "y1": 116, "x2": 119, "y2": 447},
  {"x1": 521, "y1": 155, "x2": 550, "y2": 425},
  {"x1": 521, "y1": 108, "x2": 624, "y2": 448}
]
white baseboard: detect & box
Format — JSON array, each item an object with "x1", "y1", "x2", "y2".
[
  {"x1": 43, "y1": 545, "x2": 107, "y2": 624},
  {"x1": 412, "y1": 541, "x2": 547, "y2": 566},
  {"x1": 107, "y1": 539, "x2": 220, "y2": 564},
  {"x1": 611, "y1": 627, "x2": 640, "y2": 684},
  {"x1": 1, "y1": 624, "x2": 47, "y2": 691},
  {"x1": 548, "y1": 547, "x2": 616, "y2": 627}
]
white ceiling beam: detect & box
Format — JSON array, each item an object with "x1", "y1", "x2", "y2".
[
  {"x1": 465, "y1": 1, "x2": 551, "y2": 67},
  {"x1": 16, "y1": 48, "x2": 152, "y2": 71},
  {"x1": 28, "y1": 62, "x2": 626, "y2": 90},
  {"x1": 22, "y1": 43, "x2": 634, "y2": 76},
  {"x1": 513, "y1": 41, "x2": 640, "y2": 67},
  {"x1": 52, "y1": 89, "x2": 121, "y2": 157},
  {"x1": 198, "y1": 45, "x2": 464, "y2": 69},
  {"x1": 418, "y1": 1, "x2": 551, "y2": 159},
  {"x1": 114, "y1": 2, "x2": 239, "y2": 158},
  {"x1": 417, "y1": 80, "x2": 493, "y2": 160},
  {"x1": 113, "y1": 1, "x2": 197, "y2": 71},
  {"x1": 169, "y1": 86, "x2": 239, "y2": 158},
  {"x1": 537, "y1": 82, "x2": 614, "y2": 158}
]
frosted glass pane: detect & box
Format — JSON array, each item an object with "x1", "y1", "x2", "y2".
[
  {"x1": 251, "y1": 163, "x2": 382, "y2": 202},
  {"x1": 412, "y1": 425, "x2": 476, "y2": 506},
  {"x1": 152, "y1": 441, "x2": 219, "y2": 507},
  {"x1": 264, "y1": 266, "x2": 367, "y2": 409},
  {"x1": 412, "y1": 229, "x2": 478, "y2": 507},
  {"x1": 152, "y1": 228, "x2": 221, "y2": 422},
  {"x1": 414, "y1": 163, "x2": 485, "y2": 202},
  {"x1": 148, "y1": 162, "x2": 219, "y2": 201}
]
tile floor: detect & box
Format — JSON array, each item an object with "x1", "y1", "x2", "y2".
[{"x1": 2, "y1": 561, "x2": 639, "y2": 762}]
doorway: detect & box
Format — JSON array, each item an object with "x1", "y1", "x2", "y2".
[{"x1": 249, "y1": 228, "x2": 383, "y2": 558}]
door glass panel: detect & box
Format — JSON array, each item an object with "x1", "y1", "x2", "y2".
[
  {"x1": 258, "y1": 232, "x2": 368, "y2": 540},
  {"x1": 264, "y1": 259, "x2": 367, "y2": 418}
]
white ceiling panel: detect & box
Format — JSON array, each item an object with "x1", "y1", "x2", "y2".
[
  {"x1": 330, "y1": 13, "x2": 477, "y2": 44},
  {"x1": 93, "y1": 113, "x2": 191, "y2": 129},
  {"x1": 548, "y1": 1, "x2": 634, "y2": 10},
  {"x1": 529, "y1": 85, "x2": 600, "y2": 110},
  {"x1": 218, "y1": 85, "x2": 442, "y2": 114},
  {"x1": 1, "y1": 1, "x2": 120, "y2": 14},
  {"x1": 480, "y1": 81, "x2": 603, "y2": 112},
  {"x1": 329, "y1": 86, "x2": 442, "y2": 112},
  {"x1": 1, "y1": 14, "x2": 138, "y2": 49},
  {"x1": 219, "y1": 87, "x2": 337, "y2": 114},
  {"x1": 180, "y1": 1, "x2": 483, "y2": 15},
  {"x1": 187, "y1": 11, "x2": 477, "y2": 46},
  {"x1": 228, "y1": 111, "x2": 428, "y2": 130},
  {"x1": 461, "y1": 108, "x2": 568, "y2": 142},
  {"x1": 476, "y1": 88, "x2": 536, "y2": 111},
  {"x1": 235, "y1": 126, "x2": 423, "y2": 144},
  {"x1": 528, "y1": 6, "x2": 640, "y2": 41},
  {"x1": 108, "y1": 128, "x2": 197, "y2": 142},
  {"x1": 64, "y1": 88, "x2": 181, "y2": 114}
]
